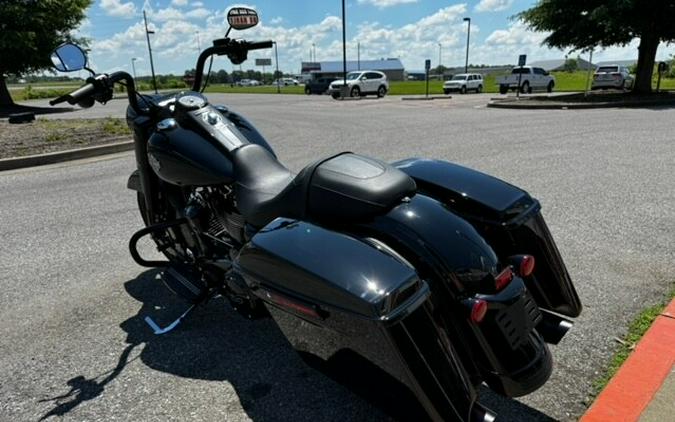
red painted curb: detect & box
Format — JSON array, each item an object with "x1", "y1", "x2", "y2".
[{"x1": 581, "y1": 299, "x2": 675, "y2": 422}]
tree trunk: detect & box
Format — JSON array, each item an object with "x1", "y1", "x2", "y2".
[
  {"x1": 633, "y1": 33, "x2": 659, "y2": 94},
  {"x1": 0, "y1": 75, "x2": 15, "y2": 107}
]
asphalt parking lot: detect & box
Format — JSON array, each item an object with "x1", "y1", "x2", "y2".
[{"x1": 1, "y1": 93, "x2": 674, "y2": 421}]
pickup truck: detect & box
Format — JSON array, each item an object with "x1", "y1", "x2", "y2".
[{"x1": 496, "y1": 66, "x2": 555, "y2": 94}]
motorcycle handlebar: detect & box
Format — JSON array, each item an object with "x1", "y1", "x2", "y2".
[
  {"x1": 244, "y1": 40, "x2": 274, "y2": 50},
  {"x1": 49, "y1": 83, "x2": 95, "y2": 106}
]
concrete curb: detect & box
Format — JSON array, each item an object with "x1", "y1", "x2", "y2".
[
  {"x1": 581, "y1": 299, "x2": 675, "y2": 422},
  {"x1": 0, "y1": 139, "x2": 133, "y2": 172},
  {"x1": 401, "y1": 95, "x2": 453, "y2": 101},
  {"x1": 487, "y1": 99, "x2": 675, "y2": 110}
]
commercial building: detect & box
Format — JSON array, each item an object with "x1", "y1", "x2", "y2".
[{"x1": 300, "y1": 58, "x2": 405, "y2": 81}]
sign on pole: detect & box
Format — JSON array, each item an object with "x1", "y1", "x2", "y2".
[
  {"x1": 516, "y1": 54, "x2": 526, "y2": 99},
  {"x1": 255, "y1": 58, "x2": 272, "y2": 66},
  {"x1": 518, "y1": 54, "x2": 527, "y2": 67}
]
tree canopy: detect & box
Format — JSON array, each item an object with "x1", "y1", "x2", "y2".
[
  {"x1": 0, "y1": 0, "x2": 92, "y2": 105},
  {"x1": 519, "y1": 0, "x2": 675, "y2": 93}
]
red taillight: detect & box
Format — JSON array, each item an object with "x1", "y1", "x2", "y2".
[
  {"x1": 265, "y1": 290, "x2": 323, "y2": 319},
  {"x1": 519, "y1": 255, "x2": 536, "y2": 277},
  {"x1": 470, "y1": 299, "x2": 488, "y2": 323},
  {"x1": 494, "y1": 267, "x2": 513, "y2": 291}
]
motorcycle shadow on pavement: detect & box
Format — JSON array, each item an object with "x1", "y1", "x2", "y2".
[{"x1": 41, "y1": 269, "x2": 557, "y2": 421}]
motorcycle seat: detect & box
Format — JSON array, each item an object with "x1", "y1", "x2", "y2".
[{"x1": 232, "y1": 144, "x2": 416, "y2": 227}]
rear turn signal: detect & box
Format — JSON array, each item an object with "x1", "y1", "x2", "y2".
[
  {"x1": 470, "y1": 299, "x2": 488, "y2": 323},
  {"x1": 519, "y1": 255, "x2": 535, "y2": 277}
]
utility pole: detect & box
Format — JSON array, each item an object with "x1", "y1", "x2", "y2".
[
  {"x1": 143, "y1": 10, "x2": 158, "y2": 94},
  {"x1": 196, "y1": 30, "x2": 201, "y2": 53},
  {"x1": 312, "y1": 43, "x2": 316, "y2": 62},
  {"x1": 131, "y1": 57, "x2": 138, "y2": 79},
  {"x1": 341, "y1": 0, "x2": 347, "y2": 90},
  {"x1": 463, "y1": 17, "x2": 471, "y2": 74}
]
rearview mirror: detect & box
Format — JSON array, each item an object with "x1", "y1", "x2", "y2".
[
  {"x1": 51, "y1": 43, "x2": 88, "y2": 72},
  {"x1": 227, "y1": 7, "x2": 259, "y2": 30}
]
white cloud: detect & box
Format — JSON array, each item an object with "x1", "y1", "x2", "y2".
[
  {"x1": 357, "y1": 0, "x2": 418, "y2": 8},
  {"x1": 100, "y1": 0, "x2": 137, "y2": 18},
  {"x1": 171, "y1": 0, "x2": 188, "y2": 6},
  {"x1": 269, "y1": 16, "x2": 284, "y2": 25},
  {"x1": 475, "y1": 0, "x2": 513, "y2": 13},
  {"x1": 192, "y1": 1, "x2": 204, "y2": 6},
  {"x1": 153, "y1": 7, "x2": 184, "y2": 22},
  {"x1": 186, "y1": 8, "x2": 211, "y2": 19}
]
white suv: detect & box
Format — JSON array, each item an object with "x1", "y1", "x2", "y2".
[
  {"x1": 443, "y1": 73, "x2": 484, "y2": 94},
  {"x1": 591, "y1": 65, "x2": 634, "y2": 90},
  {"x1": 329, "y1": 70, "x2": 389, "y2": 99}
]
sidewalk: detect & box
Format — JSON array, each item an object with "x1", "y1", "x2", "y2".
[{"x1": 581, "y1": 299, "x2": 675, "y2": 422}]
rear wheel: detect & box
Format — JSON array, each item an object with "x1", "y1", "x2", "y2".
[
  {"x1": 499, "y1": 85, "x2": 508, "y2": 95},
  {"x1": 350, "y1": 86, "x2": 360, "y2": 98},
  {"x1": 331, "y1": 92, "x2": 340, "y2": 100},
  {"x1": 443, "y1": 88, "x2": 450, "y2": 95},
  {"x1": 476, "y1": 85, "x2": 483, "y2": 93},
  {"x1": 460, "y1": 85, "x2": 467, "y2": 94},
  {"x1": 377, "y1": 85, "x2": 387, "y2": 98}
]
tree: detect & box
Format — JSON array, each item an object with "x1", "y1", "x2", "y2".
[
  {"x1": 0, "y1": 0, "x2": 91, "y2": 106},
  {"x1": 563, "y1": 58, "x2": 578, "y2": 72},
  {"x1": 519, "y1": 0, "x2": 675, "y2": 94}
]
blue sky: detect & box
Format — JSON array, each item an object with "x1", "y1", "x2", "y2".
[{"x1": 78, "y1": 0, "x2": 674, "y2": 76}]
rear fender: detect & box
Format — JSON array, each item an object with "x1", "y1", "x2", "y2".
[{"x1": 394, "y1": 158, "x2": 582, "y2": 318}]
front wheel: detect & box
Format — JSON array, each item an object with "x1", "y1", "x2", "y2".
[
  {"x1": 305, "y1": 86, "x2": 311, "y2": 95},
  {"x1": 460, "y1": 85, "x2": 467, "y2": 94},
  {"x1": 350, "y1": 86, "x2": 361, "y2": 98},
  {"x1": 377, "y1": 85, "x2": 387, "y2": 98},
  {"x1": 443, "y1": 88, "x2": 450, "y2": 95},
  {"x1": 546, "y1": 81, "x2": 554, "y2": 93},
  {"x1": 331, "y1": 92, "x2": 340, "y2": 100}
]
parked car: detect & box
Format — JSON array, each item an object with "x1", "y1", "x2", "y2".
[
  {"x1": 328, "y1": 70, "x2": 388, "y2": 99},
  {"x1": 237, "y1": 79, "x2": 261, "y2": 86},
  {"x1": 591, "y1": 65, "x2": 634, "y2": 90},
  {"x1": 305, "y1": 77, "x2": 337, "y2": 94},
  {"x1": 497, "y1": 66, "x2": 555, "y2": 94},
  {"x1": 274, "y1": 77, "x2": 299, "y2": 86},
  {"x1": 443, "y1": 73, "x2": 484, "y2": 94}
]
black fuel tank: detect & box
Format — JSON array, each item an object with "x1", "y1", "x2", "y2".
[{"x1": 147, "y1": 126, "x2": 234, "y2": 186}]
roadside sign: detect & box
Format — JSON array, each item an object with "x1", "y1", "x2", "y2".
[
  {"x1": 518, "y1": 54, "x2": 527, "y2": 67},
  {"x1": 255, "y1": 58, "x2": 272, "y2": 66},
  {"x1": 658, "y1": 61, "x2": 668, "y2": 73},
  {"x1": 425, "y1": 59, "x2": 431, "y2": 70}
]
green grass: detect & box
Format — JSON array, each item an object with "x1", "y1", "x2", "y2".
[
  {"x1": 589, "y1": 284, "x2": 675, "y2": 402},
  {"x1": 101, "y1": 117, "x2": 131, "y2": 136}
]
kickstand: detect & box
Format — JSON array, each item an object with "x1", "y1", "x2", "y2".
[{"x1": 144, "y1": 304, "x2": 197, "y2": 335}]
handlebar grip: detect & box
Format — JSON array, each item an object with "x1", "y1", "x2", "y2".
[
  {"x1": 245, "y1": 40, "x2": 273, "y2": 51},
  {"x1": 64, "y1": 83, "x2": 96, "y2": 105}
]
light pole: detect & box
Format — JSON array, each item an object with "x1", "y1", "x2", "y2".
[
  {"x1": 131, "y1": 57, "x2": 138, "y2": 79},
  {"x1": 312, "y1": 43, "x2": 316, "y2": 62},
  {"x1": 143, "y1": 10, "x2": 158, "y2": 94},
  {"x1": 273, "y1": 41, "x2": 280, "y2": 94},
  {"x1": 357, "y1": 42, "x2": 360, "y2": 70},
  {"x1": 463, "y1": 17, "x2": 471, "y2": 74},
  {"x1": 438, "y1": 42, "x2": 442, "y2": 77},
  {"x1": 195, "y1": 31, "x2": 201, "y2": 53}
]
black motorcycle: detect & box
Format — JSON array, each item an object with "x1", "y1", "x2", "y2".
[{"x1": 48, "y1": 7, "x2": 581, "y2": 421}]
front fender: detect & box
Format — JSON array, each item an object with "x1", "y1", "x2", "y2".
[{"x1": 127, "y1": 170, "x2": 141, "y2": 192}]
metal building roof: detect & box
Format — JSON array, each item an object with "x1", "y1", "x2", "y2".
[{"x1": 315, "y1": 59, "x2": 404, "y2": 73}]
